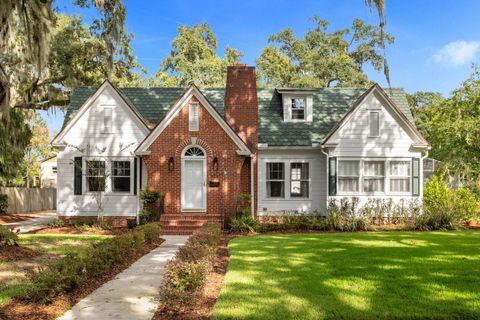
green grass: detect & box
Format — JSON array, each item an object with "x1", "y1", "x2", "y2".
[
  {"x1": 0, "y1": 234, "x2": 111, "y2": 306},
  {"x1": 214, "y1": 231, "x2": 480, "y2": 320}
]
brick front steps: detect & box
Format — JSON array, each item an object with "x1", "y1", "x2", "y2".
[{"x1": 160, "y1": 214, "x2": 222, "y2": 234}]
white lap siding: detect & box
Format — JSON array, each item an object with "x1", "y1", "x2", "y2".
[
  {"x1": 56, "y1": 86, "x2": 148, "y2": 217},
  {"x1": 326, "y1": 92, "x2": 424, "y2": 205},
  {"x1": 257, "y1": 150, "x2": 327, "y2": 215}
]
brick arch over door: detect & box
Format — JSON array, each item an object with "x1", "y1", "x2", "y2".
[{"x1": 175, "y1": 137, "x2": 214, "y2": 159}]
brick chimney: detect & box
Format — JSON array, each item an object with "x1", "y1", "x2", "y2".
[{"x1": 224, "y1": 65, "x2": 258, "y2": 151}]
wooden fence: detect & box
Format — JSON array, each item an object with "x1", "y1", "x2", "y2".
[{"x1": 0, "y1": 187, "x2": 56, "y2": 213}]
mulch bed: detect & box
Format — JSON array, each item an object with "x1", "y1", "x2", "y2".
[
  {"x1": 0, "y1": 246, "x2": 40, "y2": 262},
  {"x1": 0, "y1": 239, "x2": 165, "y2": 320},
  {"x1": 153, "y1": 235, "x2": 234, "y2": 320},
  {"x1": 29, "y1": 226, "x2": 129, "y2": 235}
]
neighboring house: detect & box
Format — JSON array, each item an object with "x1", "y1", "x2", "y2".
[
  {"x1": 52, "y1": 65, "x2": 430, "y2": 233},
  {"x1": 40, "y1": 155, "x2": 58, "y2": 188}
]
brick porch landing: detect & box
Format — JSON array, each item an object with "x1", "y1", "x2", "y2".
[{"x1": 160, "y1": 214, "x2": 223, "y2": 235}]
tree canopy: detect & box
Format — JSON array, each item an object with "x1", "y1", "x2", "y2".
[
  {"x1": 156, "y1": 23, "x2": 242, "y2": 87},
  {"x1": 411, "y1": 68, "x2": 480, "y2": 185},
  {"x1": 256, "y1": 17, "x2": 394, "y2": 88}
]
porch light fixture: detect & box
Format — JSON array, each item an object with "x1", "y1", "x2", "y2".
[
  {"x1": 213, "y1": 157, "x2": 219, "y2": 171},
  {"x1": 168, "y1": 157, "x2": 174, "y2": 171}
]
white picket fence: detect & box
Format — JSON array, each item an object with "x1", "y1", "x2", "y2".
[{"x1": 0, "y1": 187, "x2": 56, "y2": 213}]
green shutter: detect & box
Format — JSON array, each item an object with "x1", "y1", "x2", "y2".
[
  {"x1": 412, "y1": 158, "x2": 420, "y2": 196},
  {"x1": 74, "y1": 157, "x2": 82, "y2": 195},
  {"x1": 328, "y1": 157, "x2": 337, "y2": 196},
  {"x1": 134, "y1": 158, "x2": 138, "y2": 195}
]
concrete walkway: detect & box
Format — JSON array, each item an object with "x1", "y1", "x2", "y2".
[
  {"x1": 3, "y1": 214, "x2": 56, "y2": 233},
  {"x1": 59, "y1": 235, "x2": 189, "y2": 320}
]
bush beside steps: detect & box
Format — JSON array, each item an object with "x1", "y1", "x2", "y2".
[
  {"x1": 160, "y1": 224, "x2": 221, "y2": 311},
  {"x1": 21, "y1": 222, "x2": 161, "y2": 303}
]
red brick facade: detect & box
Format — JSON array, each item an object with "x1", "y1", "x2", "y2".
[{"x1": 143, "y1": 95, "x2": 251, "y2": 231}]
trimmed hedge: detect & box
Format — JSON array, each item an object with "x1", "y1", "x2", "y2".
[
  {"x1": 22, "y1": 222, "x2": 161, "y2": 303},
  {"x1": 161, "y1": 224, "x2": 221, "y2": 311}
]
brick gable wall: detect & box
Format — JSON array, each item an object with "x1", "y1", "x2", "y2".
[{"x1": 143, "y1": 95, "x2": 250, "y2": 230}]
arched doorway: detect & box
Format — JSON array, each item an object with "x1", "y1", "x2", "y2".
[{"x1": 181, "y1": 146, "x2": 206, "y2": 212}]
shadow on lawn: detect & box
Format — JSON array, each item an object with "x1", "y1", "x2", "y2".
[{"x1": 214, "y1": 231, "x2": 480, "y2": 320}]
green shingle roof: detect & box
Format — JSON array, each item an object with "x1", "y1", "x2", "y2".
[{"x1": 64, "y1": 86, "x2": 412, "y2": 147}]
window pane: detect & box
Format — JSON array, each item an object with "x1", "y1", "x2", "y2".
[
  {"x1": 267, "y1": 163, "x2": 284, "y2": 180},
  {"x1": 113, "y1": 177, "x2": 130, "y2": 192},
  {"x1": 364, "y1": 178, "x2": 384, "y2": 192},
  {"x1": 338, "y1": 178, "x2": 359, "y2": 192},
  {"x1": 369, "y1": 111, "x2": 379, "y2": 136},
  {"x1": 390, "y1": 178, "x2": 410, "y2": 192},
  {"x1": 267, "y1": 181, "x2": 284, "y2": 197},
  {"x1": 87, "y1": 177, "x2": 105, "y2": 192},
  {"x1": 338, "y1": 161, "x2": 359, "y2": 176},
  {"x1": 364, "y1": 161, "x2": 385, "y2": 176},
  {"x1": 390, "y1": 161, "x2": 410, "y2": 177},
  {"x1": 291, "y1": 98, "x2": 306, "y2": 120},
  {"x1": 290, "y1": 163, "x2": 309, "y2": 197}
]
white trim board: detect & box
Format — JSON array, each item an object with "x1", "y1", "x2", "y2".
[{"x1": 135, "y1": 84, "x2": 252, "y2": 155}]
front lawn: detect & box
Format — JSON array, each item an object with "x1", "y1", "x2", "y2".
[
  {"x1": 0, "y1": 234, "x2": 110, "y2": 306},
  {"x1": 214, "y1": 231, "x2": 480, "y2": 319}
]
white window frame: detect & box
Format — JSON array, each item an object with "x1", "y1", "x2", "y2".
[
  {"x1": 362, "y1": 160, "x2": 386, "y2": 194},
  {"x1": 337, "y1": 160, "x2": 360, "y2": 194},
  {"x1": 389, "y1": 160, "x2": 412, "y2": 195},
  {"x1": 266, "y1": 162, "x2": 286, "y2": 198},
  {"x1": 290, "y1": 162, "x2": 309, "y2": 198},
  {"x1": 83, "y1": 157, "x2": 134, "y2": 195},
  {"x1": 336, "y1": 158, "x2": 413, "y2": 196},
  {"x1": 291, "y1": 97, "x2": 306, "y2": 121},
  {"x1": 111, "y1": 160, "x2": 131, "y2": 193},
  {"x1": 189, "y1": 103, "x2": 199, "y2": 131},
  {"x1": 103, "y1": 106, "x2": 113, "y2": 133},
  {"x1": 263, "y1": 159, "x2": 311, "y2": 200},
  {"x1": 282, "y1": 94, "x2": 313, "y2": 123},
  {"x1": 368, "y1": 111, "x2": 380, "y2": 137},
  {"x1": 85, "y1": 159, "x2": 106, "y2": 193}
]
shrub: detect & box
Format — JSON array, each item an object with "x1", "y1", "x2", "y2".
[
  {"x1": 0, "y1": 194, "x2": 7, "y2": 214},
  {"x1": 0, "y1": 225, "x2": 18, "y2": 247},
  {"x1": 139, "y1": 209, "x2": 154, "y2": 224},
  {"x1": 258, "y1": 213, "x2": 327, "y2": 233},
  {"x1": 326, "y1": 199, "x2": 372, "y2": 232},
  {"x1": 139, "y1": 188, "x2": 162, "y2": 204},
  {"x1": 160, "y1": 224, "x2": 221, "y2": 311},
  {"x1": 414, "y1": 173, "x2": 479, "y2": 230},
  {"x1": 229, "y1": 214, "x2": 259, "y2": 232},
  {"x1": 48, "y1": 218, "x2": 65, "y2": 228},
  {"x1": 127, "y1": 219, "x2": 137, "y2": 229},
  {"x1": 23, "y1": 222, "x2": 161, "y2": 303}
]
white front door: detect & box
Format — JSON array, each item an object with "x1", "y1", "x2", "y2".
[{"x1": 182, "y1": 159, "x2": 206, "y2": 211}]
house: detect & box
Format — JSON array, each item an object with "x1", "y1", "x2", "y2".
[
  {"x1": 40, "y1": 155, "x2": 58, "y2": 188},
  {"x1": 51, "y1": 65, "x2": 430, "y2": 233}
]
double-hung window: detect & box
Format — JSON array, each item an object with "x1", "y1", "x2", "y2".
[
  {"x1": 86, "y1": 160, "x2": 106, "y2": 192},
  {"x1": 390, "y1": 161, "x2": 410, "y2": 193},
  {"x1": 290, "y1": 163, "x2": 309, "y2": 198},
  {"x1": 112, "y1": 161, "x2": 131, "y2": 192},
  {"x1": 266, "y1": 162, "x2": 285, "y2": 198},
  {"x1": 338, "y1": 160, "x2": 360, "y2": 192},
  {"x1": 291, "y1": 98, "x2": 306, "y2": 120},
  {"x1": 363, "y1": 161, "x2": 385, "y2": 192}
]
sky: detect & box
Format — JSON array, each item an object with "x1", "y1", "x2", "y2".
[{"x1": 41, "y1": 0, "x2": 480, "y2": 135}]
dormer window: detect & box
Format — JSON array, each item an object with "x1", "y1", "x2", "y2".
[
  {"x1": 291, "y1": 98, "x2": 306, "y2": 120},
  {"x1": 278, "y1": 89, "x2": 314, "y2": 123}
]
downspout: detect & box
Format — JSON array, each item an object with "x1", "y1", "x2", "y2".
[
  {"x1": 250, "y1": 154, "x2": 255, "y2": 218},
  {"x1": 136, "y1": 156, "x2": 141, "y2": 225},
  {"x1": 320, "y1": 146, "x2": 329, "y2": 212}
]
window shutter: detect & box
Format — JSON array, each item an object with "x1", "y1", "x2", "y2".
[
  {"x1": 328, "y1": 157, "x2": 337, "y2": 196},
  {"x1": 74, "y1": 157, "x2": 82, "y2": 195},
  {"x1": 134, "y1": 158, "x2": 137, "y2": 195},
  {"x1": 412, "y1": 158, "x2": 420, "y2": 196}
]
